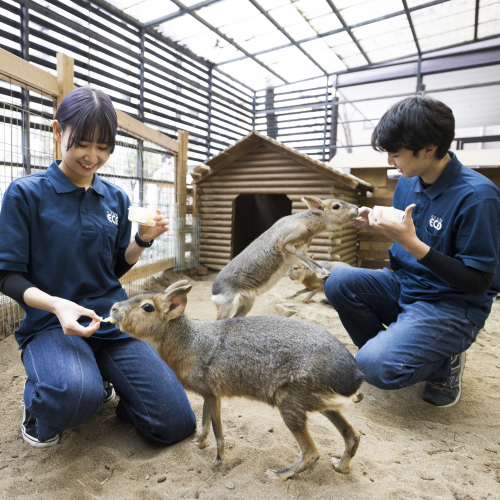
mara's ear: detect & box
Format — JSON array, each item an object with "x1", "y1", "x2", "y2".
[
  {"x1": 163, "y1": 285, "x2": 192, "y2": 320},
  {"x1": 165, "y1": 280, "x2": 189, "y2": 294},
  {"x1": 302, "y1": 196, "x2": 325, "y2": 213}
]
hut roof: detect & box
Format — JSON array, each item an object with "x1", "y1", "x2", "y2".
[{"x1": 192, "y1": 131, "x2": 373, "y2": 191}]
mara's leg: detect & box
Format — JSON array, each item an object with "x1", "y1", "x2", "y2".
[
  {"x1": 283, "y1": 245, "x2": 330, "y2": 279},
  {"x1": 232, "y1": 295, "x2": 255, "y2": 318},
  {"x1": 288, "y1": 287, "x2": 310, "y2": 299},
  {"x1": 321, "y1": 409, "x2": 360, "y2": 473},
  {"x1": 192, "y1": 400, "x2": 211, "y2": 449},
  {"x1": 215, "y1": 300, "x2": 235, "y2": 320},
  {"x1": 303, "y1": 287, "x2": 321, "y2": 304},
  {"x1": 265, "y1": 408, "x2": 319, "y2": 482},
  {"x1": 204, "y1": 395, "x2": 226, "y2": 464}
]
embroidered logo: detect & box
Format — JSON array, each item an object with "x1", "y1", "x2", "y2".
[
  {"x1": 107, "y1": 210, "x2": 119, "y2": 226},
  {"x1": 429, "y1": 215, "x2": 443, "y2": 230}
]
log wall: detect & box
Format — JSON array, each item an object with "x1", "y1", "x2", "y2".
[{"x1": 197, "y1": 145, "x2": 362, "y2": 270}]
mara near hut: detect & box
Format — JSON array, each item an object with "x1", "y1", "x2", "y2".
[{"x1": 191, "y1": 131, "x2": 373, "y2": 271}]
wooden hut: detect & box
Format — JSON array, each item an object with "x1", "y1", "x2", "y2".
[
  {"x1": 329, "y1": 149, "x2": 500, "y2": 270},
  {"x1": 191, "y1": 131, "x2": 373, "y2": 271}
]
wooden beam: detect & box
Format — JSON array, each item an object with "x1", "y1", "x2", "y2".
[
  {"x1": 0, "y1": 47, "x2": 59, "y2": 96},
  {"x1": 55, "y1": 53, "x2": 74, "y2": 159},
  {"x1": 119, "y1": 258, "x2": 174, "y2": 284},
  {"x1": 116, "y1": 109, "x2": 179, "y2": 153}
]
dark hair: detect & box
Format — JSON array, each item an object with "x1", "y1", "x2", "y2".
[
  {"x1": 55, "y1": 87, "x2": 118, "y2": 153},
  {"x1": 371, "y1": 93, "x2": 455, "y2": 159}
]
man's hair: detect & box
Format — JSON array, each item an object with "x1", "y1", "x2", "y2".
[
  {"x1": 55, "y1": 87, "x2": 118, "y2": 153},
  {"x1": 371, "y1": 93, "x2": 455, "y2": 159}
]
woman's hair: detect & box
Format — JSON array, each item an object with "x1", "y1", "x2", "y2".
[
  {"x1": 54, "y1": 87, "x2": 118, "y2": 153},
  {"x1": 371, "y1": 93, "x2": 455, "y2": 159}
]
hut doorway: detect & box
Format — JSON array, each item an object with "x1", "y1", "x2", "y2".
[{"x1": 232, "y1": 194, "x2": 292, "y2": 257}]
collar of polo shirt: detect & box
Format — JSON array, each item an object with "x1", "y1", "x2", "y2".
[{"x1": 46, "y1": 160, "x2": 106, "y2": 196}]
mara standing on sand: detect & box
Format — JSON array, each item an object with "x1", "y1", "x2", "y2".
[{"x1": 0, "y1": 87, "x2": 196, "y2": 448}]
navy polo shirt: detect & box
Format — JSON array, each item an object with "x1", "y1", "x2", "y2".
[
  {"x1": 0, "y1": 160, "x2": 132, "y2": 347},
  {"x1": 390, "y1": 151, "x2": 500, "y2": 328}
]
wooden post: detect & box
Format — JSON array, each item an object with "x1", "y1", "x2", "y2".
[
  {"x1": 175, "y1": 130, "x2": 189, "y2": 268},
  {"x1": 54, "y1": 53, "x2": 74, "y2": 159},
  {"x1": 176, "y1": 130, "x2": 189, "y2": 216}
]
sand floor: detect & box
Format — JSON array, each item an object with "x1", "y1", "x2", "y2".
[{"x1": 1, "y1": 270, "x2": 499, "y2": 500}]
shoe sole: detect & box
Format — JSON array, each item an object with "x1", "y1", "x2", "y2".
[
  {"x1": 103, "y1": 386, "x2": 116, "y2": 404},
  {"x1": 431, "y1": 351, "x2": 466, "y2": 408}
]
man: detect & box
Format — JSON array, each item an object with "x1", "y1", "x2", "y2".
[{"x1": 324, "y1": 94, "x2": 500, "y2": 407}]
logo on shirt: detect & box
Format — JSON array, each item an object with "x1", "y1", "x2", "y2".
[
  {"x1": 107, "y1": 210, "x2": 119, "y2": 226},
  {"x1": 429, "y1": 215, "x2": 443, "y2": 230}
]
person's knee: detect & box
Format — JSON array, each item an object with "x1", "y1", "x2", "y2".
[
  {"x1": 356, "y1": 347, "x2": 407, "y2": 390},
  {"x1": 32, "y1": 376, "x2": 104, "y2": 430},
  {"x1": 144, "y1": 403, "x2": 197, "y2": 445},
  {"x1": 324, "y1": 267, "x2": 357, "y2": 306}
]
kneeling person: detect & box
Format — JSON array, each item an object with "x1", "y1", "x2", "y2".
[{"x1": 324, "y1": 94, "x2": 500, "y2": 407}]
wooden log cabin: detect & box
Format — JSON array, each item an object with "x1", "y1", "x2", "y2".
[
  {"x1": 329, "y1": 149, "x2": 500, "y2": 270},
  {"x1": 191, "y1": 131, "x2": 373, "y2": 271}
]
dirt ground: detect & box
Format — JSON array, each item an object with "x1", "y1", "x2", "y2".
[{"x1": 1, "y1": 270, "x2": 499, "y2": 500}]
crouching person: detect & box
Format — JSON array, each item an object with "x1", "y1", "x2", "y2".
[
  {"x1": 0, "y1": 87, "x2": 196, "y2": 447},
  {"x1": 324, "y1": 94, "x2": 500, "y2": 408}
]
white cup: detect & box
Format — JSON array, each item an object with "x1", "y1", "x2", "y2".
[
  {"x1": 373, "y1": 205, "x2": 405, "y2": 223},
  {"x1": 128, "y1": 206, "x2": 156, "y2": 226}
]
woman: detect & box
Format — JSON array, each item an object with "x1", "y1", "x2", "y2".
[{"x1": 0, "y1": 87, "x2": 196, "y2": 447}]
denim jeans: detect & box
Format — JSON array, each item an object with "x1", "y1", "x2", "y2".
[
  {"x1": 324, "y1": 267, "x2": 481, "y2": 390},
  {"x1": 21, "y1": 328, "x2": 196, "y2": 443}
]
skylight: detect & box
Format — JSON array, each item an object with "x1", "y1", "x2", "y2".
[{"x1": 103, "y1": 0, "x2": 500, "y2": 91}]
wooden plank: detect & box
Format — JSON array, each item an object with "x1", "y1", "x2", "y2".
[
  {"x1": 359, "y1": 241, "x2": 392, "y2": 251},
  {"x1": 115, "y1": 109, "x2": 179, "y2": 153},
  {"x1": 358, "y1": 249, "x2": 390, "y2": 260},
  {"x1": 360, "y1": 197, "x2": 394, "y2": 207},
  {"x1": 199, "y1": 201, "x2": 234, "y2": 207},
  {"x1": 199, "y1": 194, "x2": 238, "y2": 201},
  {"x1": 200, "y1": 220, "x2": 232, "y2": 227},
  {"x1": 231, "y1": 158, "x2": 302, "y2": 168},
  {"x1": 192, "y1": 183, "x2": 198, "y2": 218},
  {"x1": 55, "y1": 53, "x2": 75, "y2": 159},
  {"x1": 200, "y1": 187, "x2": 336, "y2": 195},
  {"x1": 200, "y1": 245, "x2": 232, "y2": 252},
  {"x1": 201, "y1": 238, "x2": 232, "y2": 246},
  {"x1": 194, "y1": 165, "x2": 210, "y2": 174},
  {"x1": 0, "y1": 47, "x2": 59, "y2": 96},
  {"x1": 351, "y1": 168, "x2": 388, "y2": 188},
  {"x1": 200, "y1": 213, "x2": 233, "y2": 220},
  {"x1": 199, "y1": 207, "x2": 233, "y2": 214},
  {"x1": 119, "y1": 258, "x2": 174, "y2": 284},
  {"x1": 358, "y1": 258, "x2": 391, "y2": 270},
  {"x1": 218, "y1": 165, "x2": 310, "y2": 175},
  {"x1": 201, "y1": 179, "x2": 334, "y2": 188},
  {"x1": 200, "y1": 226, "x2": 232, "y2": 233},
  {"x1": 201, "y1": 232, "x2": 231, "y2": 239},
  {"x1": 210, "y1": 172, "x2": 330, "y2": 182},
  {"x1": 200, "y1": 251, "x2": 231, "y2": 259},
  {"x1": 358, "y1": 232, "x2": 392, "y2": 243},
  {"x1": 200, "y1": 257, "x2": 231, "y2": 265}
]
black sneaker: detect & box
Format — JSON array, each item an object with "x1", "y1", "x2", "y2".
[
  {"x1": 103, "y1": 380, "x2": 115, "y2": 403},
  {"x1": 420, "y1": 352, "x2": 466, "y2": 408},
  {"x1": 21, "y1": 380, "x2": 59, "y2": 448}
]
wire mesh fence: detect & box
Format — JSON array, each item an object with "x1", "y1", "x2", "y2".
[{"x1": 0, "y1": 79, "x2": 200, "y2": 337}]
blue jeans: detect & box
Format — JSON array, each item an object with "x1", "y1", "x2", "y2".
[
  {"x1": 21, "y1": 328, "x2": 196, "y2": 443},
  {"x1": 324, "y1": 267, "x2": 480, "y2": 390}
]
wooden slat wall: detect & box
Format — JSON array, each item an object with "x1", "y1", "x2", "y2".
[{"x1": 197, "y1": 145, "x2": 361, "y2": 270}]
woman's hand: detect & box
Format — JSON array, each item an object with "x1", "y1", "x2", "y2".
[
  {"x1": 52, "y1": 298, "x2": 102, "y2": 337},
  {"x1": 352, "y1": 206, "x2": 372, "y2": 228},
  {"x1": 137, "y1": 209, "x2": 169, "y2": 243},
  {"x1": 368, "y1": 204, "x2": 430, "y2": 260}
]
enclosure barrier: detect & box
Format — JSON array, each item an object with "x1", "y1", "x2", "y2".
[{"x1": 0, "y1": 48, "x2": 199, "y2": 337}]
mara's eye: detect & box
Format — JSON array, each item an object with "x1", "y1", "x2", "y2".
[
  {"x1": 333, "y1": 203, "x2": 340, "y2": 210},
  {"x1": 141, "y1": 303, "x2": 155, "y2": 313}
]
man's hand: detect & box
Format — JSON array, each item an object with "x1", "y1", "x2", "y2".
[
  {"x1": 368, "y1": 204, "x2": 430, "y2": 260},
  {"x1": 353, "y1": 206, "x2": 372, "y2": 228},
  {"x1": 137, "y1": 209, "x2": 169, "y2": 243},
  {"x1": 53, "y1": 298, "x2": 102, "y2": 337}
]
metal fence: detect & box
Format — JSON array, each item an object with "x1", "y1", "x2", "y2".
[{"x1": 0, "y1": 79, "x2": 200, "y2": 337}]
